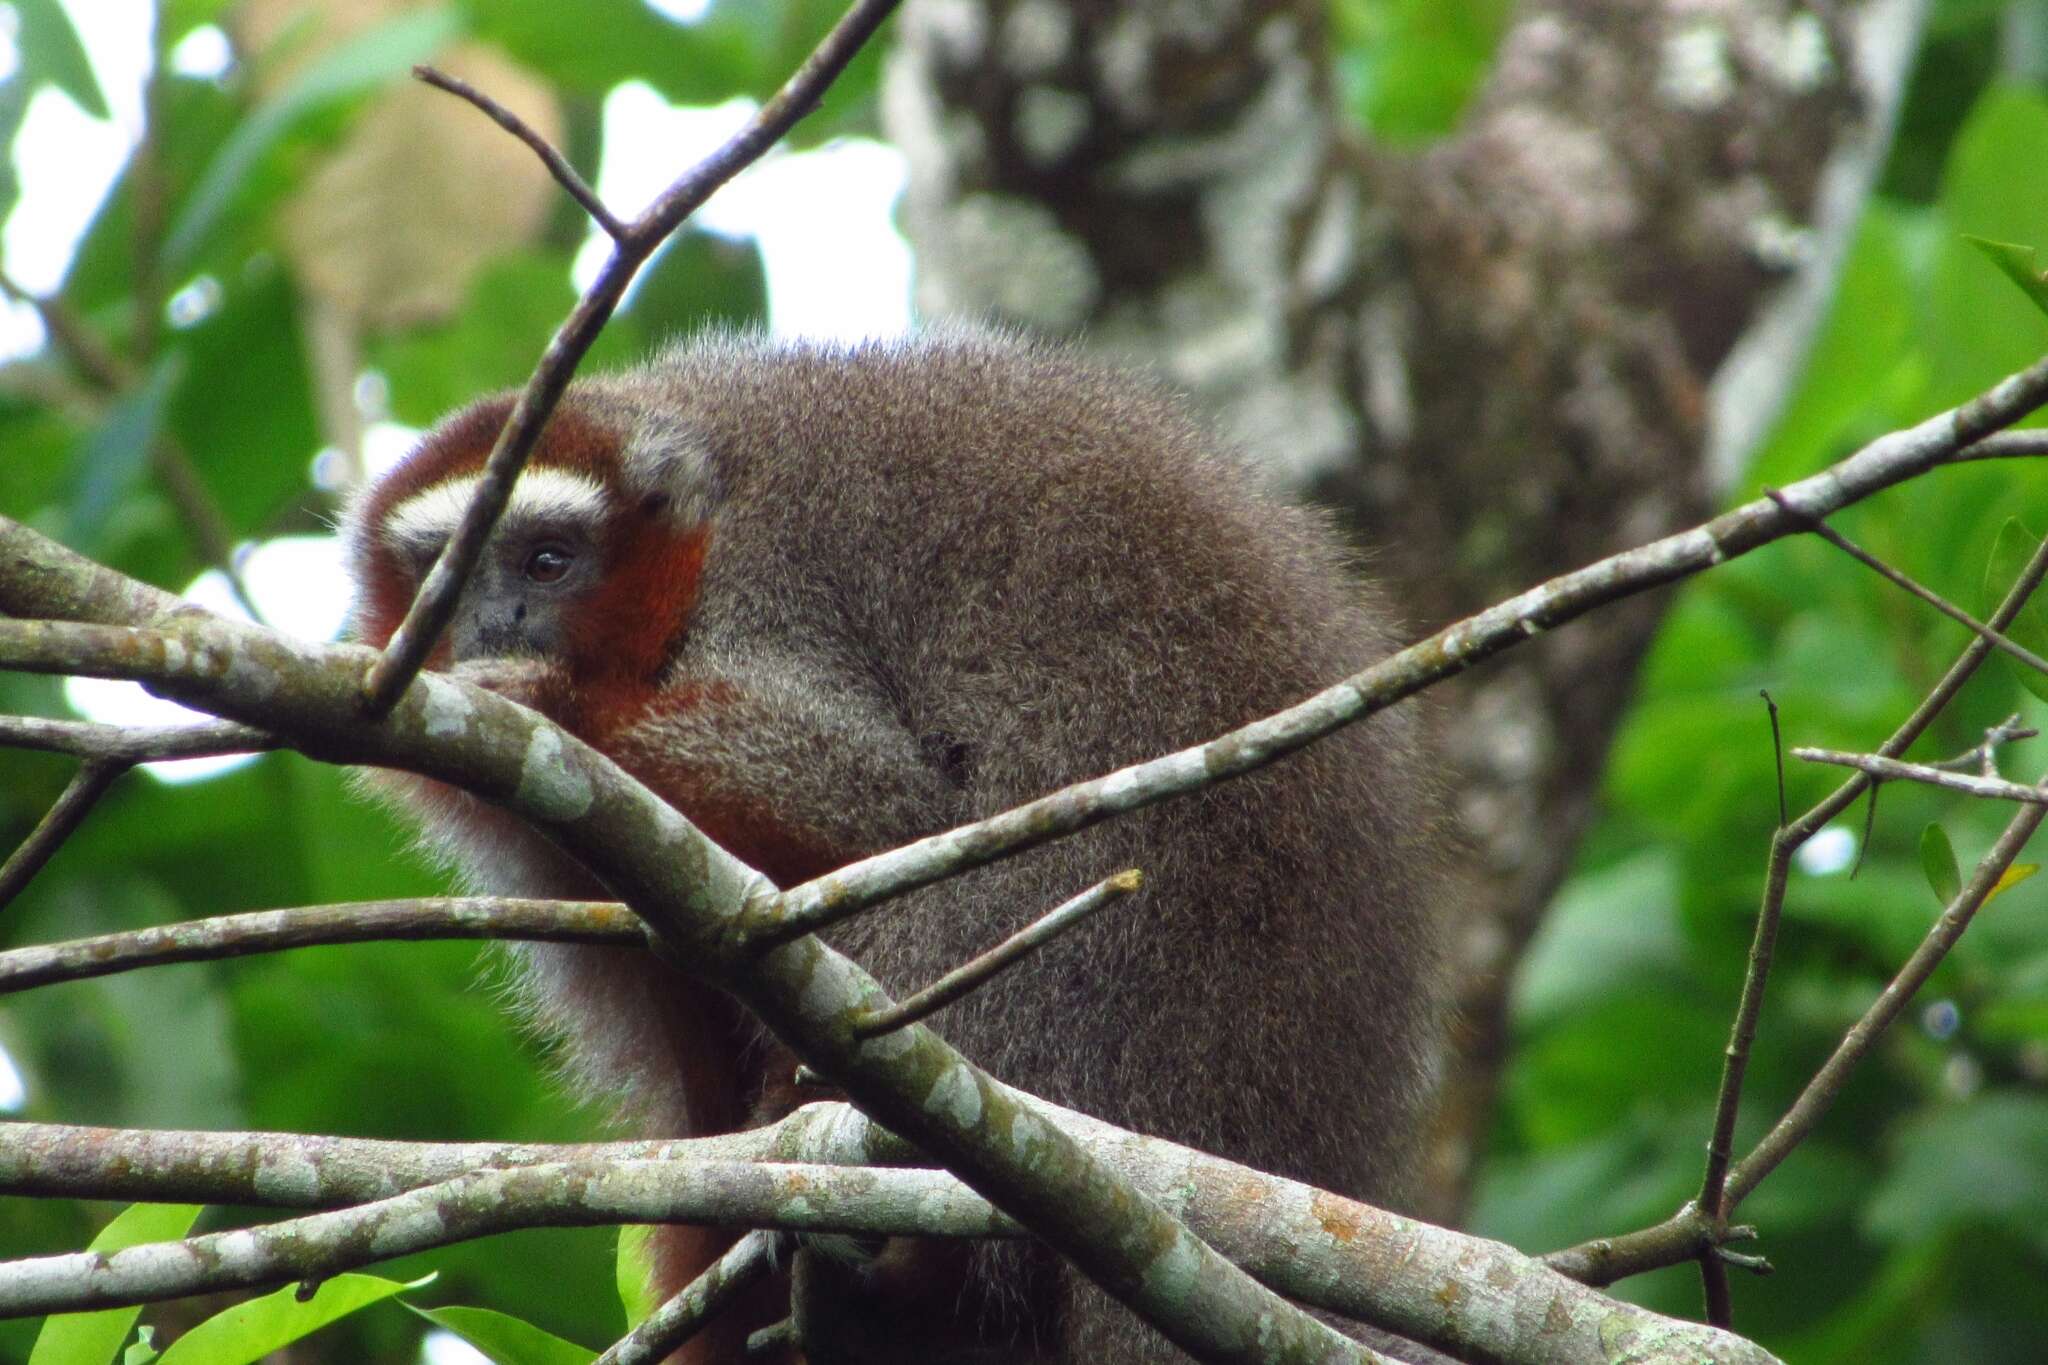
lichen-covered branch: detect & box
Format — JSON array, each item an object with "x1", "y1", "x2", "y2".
[
  {"x1": 0, "y1": 1159, "x2": 1005, "y2": 1319},
  {"x1": 595, "y1": 1230, "x2": 785, "y2": 1365},
  {"x1": 0, "y1": 1099, "x2": 1777, "y2": 1364}
]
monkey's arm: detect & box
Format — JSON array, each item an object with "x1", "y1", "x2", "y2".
[{"x1": 564, "y1": 648, "x2": 964, "y2": 890}]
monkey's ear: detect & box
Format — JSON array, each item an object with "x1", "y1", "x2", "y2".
[{"x1": 617, "y1": 421, "x2": 722, "y2": 527}]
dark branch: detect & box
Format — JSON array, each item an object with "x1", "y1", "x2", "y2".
[
  {"x1": 360, "y1": 0, "x2": 902, "y2": 715},
  {"x1": 1764, "y1": 488, "x2": 2048, "y2": 679},
  {"x1": 852, "y1": 869, "x2": 1141, "y2": 1038},
  {"x1": 0, "y1": 761, "x2": 123, "y2": 910},
  {"x1": 413, "y1": 64, "x2": 623, "y2": 237}
]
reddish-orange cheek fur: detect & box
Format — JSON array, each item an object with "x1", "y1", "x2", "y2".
[{"x1": 366, "y1": 520, "x2": 855, "y2": 893}]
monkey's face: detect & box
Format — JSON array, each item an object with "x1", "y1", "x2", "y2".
[
  {"x1": 344, "y1": 393, "x2": 716, "y2": 697},
  {"x1": 375, "y1": 465, "x2": 609, "y2": 665}
]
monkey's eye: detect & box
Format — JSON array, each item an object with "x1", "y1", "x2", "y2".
[{"x1": 523, "y1": 544, "x2": 575, "y2": 584}]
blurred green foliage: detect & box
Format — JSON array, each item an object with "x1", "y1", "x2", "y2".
[
  {"x1": 1, "y1": 2, "x2": 2047, "y2": 1362},
  {"x1": 1478, "y1": 46, "x2": 2048, "y2": 1365}
]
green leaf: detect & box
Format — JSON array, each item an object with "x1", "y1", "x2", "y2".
[
  {"x1": 1332, "y1": 0, "x2": 1513, "y2": 144},
  {"x1": 62, "y1": 356, "x2": 183, "y2": 557},
  {"x1": 463, "y1": 0, "x2": 753, "y2": 102},
  {"x1": 121, "y1": 1325, "x2": 160, "y2": 1364},
  {"x1": 1964, "y1": 236, "x2": 2048, "y2": 318},
  {"x1": 1921, "y1": 823, "x2": 1963, "y2": 906},
  {"x1": 1865, "y1": 1093, "x2": 2048, "y2": 1256},
  {"x1": 1930, "y1": 87, "x2": 2048, "y2": 406},
  {"x1": 166, "y1": 264, "x2": 319, "y2": 535},
  {"x1": 404, "y1": 1304, "x2": 596, "y2": 1365},
  {"x1": 154, "y1": 1273, "x2": 429, "y2": 1365},
  {"x1": 15, "y1": 0, "x2": 111, "y2": 118},
  {"x1": 1748, "y1": 206, "x2": 1916, "y2": 489},
  {"x1": 163, "y1": 7, "x2": 463, "y2": 270},
  {"x1": 1979, "y1": 518, "x2": 2048, "y2": 702},
  {"x1": 616, "y1": 1226, "x2": 659, "y2": 1329},
  {"x1": 1511, "y1": 850, "x2": 1687, "y2": 1027},
  {"x1": 27, "y1": 1205, "x2": 203, "y2": 1365},
  {"x1": 1988, "y1": 863, "x2": 2041, "y2": 906}
]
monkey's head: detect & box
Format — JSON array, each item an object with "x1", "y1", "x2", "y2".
[{"x1": 344, "y1": 394, "x2": 716, "y2": 692}]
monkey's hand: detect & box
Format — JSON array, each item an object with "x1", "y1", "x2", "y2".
[{"x1": 445, "y1": 655, "x2": 572, "y2": 715}]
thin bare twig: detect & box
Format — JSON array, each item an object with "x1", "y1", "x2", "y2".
[
  {"x1": 361, "y1": 0, "x2": 902, "y2": 715},
  {"x1": 1764, "y1": 487, "x2": 2048, "y2": 679},
  {"x1": 1926, "y1": 713, "x2": 2036, "y2": 776},
  {"x1": 1762, "y1": 690, "x2": 1786, "y2": 828},
  {"x1": 0, "y1": 269, "x2": 128, "y2": 390},
  {"x1": 1727, "y1": 777, "x2": 2048, "y2": 1205},
  {"x1": 414, "y1": 65, "x2": 623, "y2": 237},
  {"x1": 1790, "y1": 748, "x2": 2048, "y2": 804},
  {"x1": 151, "y1": 436, "x2": 266, "y2": 624},
  {"x1": 1691, "y1": 529, "x2": 2048, "y2": 1264},
  {"x1": 595, "y1": 1230, "x2": 785, "y2": 1365},
  {"x1": 0, "y1": 762, "x2": 124, "y2": 910},
  {"x1": 0, "y1": 897, "x2": 641, "y2": 994},
  {"x1": 851, "y1": 870, "x2": 1142, "y2": 1039}
]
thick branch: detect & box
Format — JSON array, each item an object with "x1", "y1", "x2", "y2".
[
  {"x1": 0, "y1": 715, "x2": 272, "y2": 761},
  {"x1": 0, "y1": 1160, "x2": 1005, "y2": 1319},
  {"x1": 0, "y1": 1100, "x2": 1775, "y2": 1364}
]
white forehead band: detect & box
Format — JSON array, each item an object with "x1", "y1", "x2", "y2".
[{"x1": 383, "y1": 468, "x2": 611, "y2": 551}]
